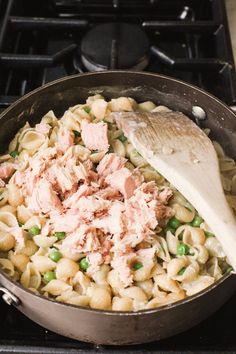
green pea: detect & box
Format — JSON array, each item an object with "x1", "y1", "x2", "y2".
[
  {"x1": 191, "y1": 216, "x2": 203, "y2": 227},
  {"x1": 73, "y1": 130, "x2": 81, "y2": 137},
  {"x1": 49, "y1": 251, "x2": 62, "y2": 263},
  {"x1": 79, "y1": 258, "x2": 90, "y2": 271},
  {"x1": 178, "y1": 267, "x2": 186, "y2": 276},
  {"x1": 83, "y1": 106, "x2": 91, "y2": 114},
  {"x1": 29, "y1": 225, "x2": 40, "y2": 236},
  {"x1": 54, "y1": 231, "x2": 65, "y2": 240},
  {"x1": 132, "y1": 262, "x2": 143, "y2": 271},
  {"x1": 43, "y1": 271, "x2": 56, "y2": 283},
  {"x1": 177, "y1": 243, "x2": 190, "y2": 256},
  {"x1": 10, "y1": 150, "x2": 19, "y2": 158},
  {"x1": 204, "y1": 231, "x2": 215, "y2": 238},
  {"x1": 164, "y1": 226, "x2": 175, "y2": 235},
  {"x1": 167, "y1": 217, "x2": 181, "y2": 230},
  {"x1": 224, "y1": 266, "x2": 233, "y2": 274},
  {"x1": 118, "y1": 133, "x2": 127, "y2": 142}
]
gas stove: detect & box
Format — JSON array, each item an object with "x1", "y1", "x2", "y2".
[{"x1": 1, "y1": 0, "x2": 236, "y2": 352}]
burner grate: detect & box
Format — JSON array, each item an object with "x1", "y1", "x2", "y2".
[{"x1": 0, "y1": 0, "x2": 235, "y2": 112}]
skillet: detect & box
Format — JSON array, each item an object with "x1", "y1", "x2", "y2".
[{"x1": 0, "y1": 71, "x2": 236, "y2": 345}]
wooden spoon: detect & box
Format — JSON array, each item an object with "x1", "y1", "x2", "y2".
[{"x1": 113, "y1": 111, "x2": 236, "y2": 271}]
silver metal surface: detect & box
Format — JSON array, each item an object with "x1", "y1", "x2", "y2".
[{"x1": 0, "y1": 286, "x2": 20, "y2": 306}]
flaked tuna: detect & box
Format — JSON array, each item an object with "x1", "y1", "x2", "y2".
[
  {"x1": 105, "y1": 167, "x2": 137, "y2": 199},
  {"x1": 92, "y1": 201, "x2": 124, "y2": 234},
  {"x1": 27, "y1": 178, "x2": 62, "y2": 214},
  {"x1": 63, "y1": 185, "x2": 94, "y2": 209},
  {"x1": 97, "y1": 153, "x2": 126, "y2": 177},
  {"x1": 81, "y1": 120, "x2": 109, "y2": 151},
  {"x1": 57, "y1": 127, "x2": 74, "y2": 152},
  {"x1": 61, "y1": 225, "x2": 100, "y2": 254}
]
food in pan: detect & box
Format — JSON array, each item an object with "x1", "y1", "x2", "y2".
[{"x1": 0, "y1": 95, "x2": 234, "y2": 311}]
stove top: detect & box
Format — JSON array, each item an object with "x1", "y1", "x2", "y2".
[
  {"x1": 1, "y1": 0, "x2": 236, "y2": 352},
  {"x1": 1, "y1": 293, "x2": 236, "y2": 353}
]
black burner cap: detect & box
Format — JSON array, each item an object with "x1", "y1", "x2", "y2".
[{"x1": 81, "y1": 22, "x2": 150, "y2": 70}]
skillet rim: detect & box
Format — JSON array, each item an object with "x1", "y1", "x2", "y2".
[{"x1": 0, "y1": 70, "x2": 235, "y2": 316}]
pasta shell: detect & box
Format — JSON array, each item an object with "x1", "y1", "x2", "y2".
[
  {"x1": 19, "y1": 130, "x2": 46, "y2": 152},
  {"x1": 176, "y1": 225, "x2": 205, "y2": 246},
  {"x1": 138, "y1": 101, "x2": 156, "y2": 112},
  {"x1": 33, "y1": 235, "x2": 57, "y2": 248},
  {"x1": 166, "y1": 231, "x2": 179, "y2": 255},
  {"x1": 129, "y1": 149, "x2": 148, "y2": 168},
  {"x1": 111, "y1": 139, "x2": 126, "y2": 157},
  {"x1": 41, "y1": 110, "x2": 58, "y2": 127},
  {"x1": 151, "y1": 105, "x2": 171, "y2": 113},
  {"x1": 0, "y1": 258, "x2": 15, "y2": 276},
  {"x1": 182, "y1": 275, "x2": 214, "y2": 296},
  {"x1": 0, "y1": 231, "x2": 15, "y2": 251},
  {"x1": 89, "y1": 151, "x2": 106, "y2": 163},
  {"x1": 212, "y1": 141, "x2": 225, "y2": 157},
  {"x1": 205, "y1": 237, "x2": 225, "y2": 258},
  {"x1": 73, "y1": 271, "x2": 92, "y2": 295},
  {"x1": 31, "y1": 255, "x2": 56, "y2": 273},
  {"x1": 42, "y1": 279, "x2": 72, "y2": 296},
  {"x1": 20, "y1": 262, "x2": 41, "y2": 290},
  {"x1": 156, "y1": 236, "x2": 171, "y2": 262},
  {"x1": 0, "y1": 211, "x2": 18, "y2": 231},
  {"x1": 206, "y1": 257, "x2": 222, "y2": 280},
  {"x1": 60, "y1": 110, "x2": 81, "y2": 132},
  {"x1": 108, "y1": 97, "x2": 134, "y2": 112},
  {"x1": 91, "y1": 99, "x2": 108, "y2": 120},
  {"x1": 154, "y1": 273, "x2": 180, "y2": 293},
  {"x1": 0, "y1": 188, "x2": 8, "y2": 207}
]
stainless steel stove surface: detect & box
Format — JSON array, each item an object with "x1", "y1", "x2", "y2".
[{"x1": 0, "y1": 0, "x2": 236, "y2": 352}]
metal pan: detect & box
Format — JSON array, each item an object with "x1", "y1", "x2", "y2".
[{"x1": 0, "y1": 71, "x2": 236, "y2": 345}]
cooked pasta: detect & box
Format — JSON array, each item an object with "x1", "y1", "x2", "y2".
[{"x1": 0, "y1": 95, "x2": 234, "y2": 311}]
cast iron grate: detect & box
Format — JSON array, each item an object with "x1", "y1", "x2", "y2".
[{"x1": 0, "y1": 0, "x2": 236, "y2": 114}]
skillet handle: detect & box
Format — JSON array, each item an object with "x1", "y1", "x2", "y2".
[{"x1": 0, "y1": 286, "x2": 20, "y2": 306}]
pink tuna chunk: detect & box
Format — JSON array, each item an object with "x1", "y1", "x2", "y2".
[
  {"x1": 97, "y1": 153, "x2": 126, "y2": 177},
  {"x1": 158, "y1": 187, "x2": 173, "y2": 204},
  {"x1": 92, "y1": 201, "x2": 124, "y2": 234},
  {"x1": 111, "y1": 252, "x2": 136, "y2": 287},
  {"x1": 86, "y1": 252, "x2": 103, "y2": 274},
  {"x1": 27, "y1": 178, "x2": 62, "y2": 214},
  {"x1": 75, "y1": 195, "x2": 111, "y2": 221},
  {"x1": 94, "y1": 186, "x2": 121, "y2": 200},
  {"x1": 0, "y1": 162, "x2": 16, "y2": 179},
  {"x1": 50, "y1": 210, "x2": 81, "y2": 233},
  {"x1": 61, "y1": 225, "x2": 100, "y2": 254},
  {"x1": 63, "y1": 184, "x2": 94, "y2": 209},
  {"x1": 105, "y1": 167, "x2": 137, "y2": 199},
  {"x1": 81, "y1": 120, "x2": 109, "y2": 151},
  {"x1": 57, "y1": 127, "x2": 74, "y2": 152},
  {"x1": 46, "y1": 163, "x2": 77, "y2": 194}
]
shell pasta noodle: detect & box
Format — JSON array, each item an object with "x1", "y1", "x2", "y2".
[{"x1": 0, "y1": 95, "x2": 234, "y2": 311}]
